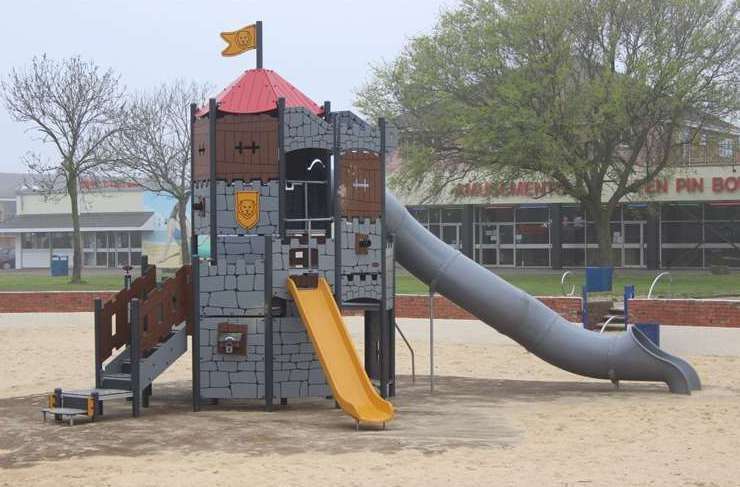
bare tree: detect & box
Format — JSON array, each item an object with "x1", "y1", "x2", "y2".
[
  {"x1": 2, "y1": 55, "x2": 125, "y2": 282},
  {"x1": 107, "y1": 81, "x2": 210, "y2": 266}
]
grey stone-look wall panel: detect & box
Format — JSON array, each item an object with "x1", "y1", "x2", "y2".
[
  {"x1": 199, "y1": 315, "x2": 329, "y2": 400},
  {"x1": 193, "y1": 180, "x2": 279, "y2": 237},
  {"x1": 339, "y1": 218, "x2": 383, "y2": 302},
  {"x1": 283, "y1": 107, "x2": 333, "y2": 152},
  {"x1": 335, "y1": 111, "x2": 381, "y2": 153}
]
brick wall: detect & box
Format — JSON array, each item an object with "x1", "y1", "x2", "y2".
[
  {"x1": 0, "y1": 292, "x2": 115, "y2": 313},
  {"x1": 393, "y1": 294, "x2": 582, "y2": 323},
  {"x1": 0, "y1": 291, "x2": 583, "y2": 322},
  {"x1": 630, "y1": 298, "x2": 740, "y2": 327}
]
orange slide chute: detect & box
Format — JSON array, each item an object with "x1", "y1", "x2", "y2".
[{"x1": 287, "y1": 277, "x2": 394, "y2": 427}]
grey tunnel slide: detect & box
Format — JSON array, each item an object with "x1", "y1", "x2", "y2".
[{"x1": 385, "y1": 192, "x2": 701, "y2": 394}]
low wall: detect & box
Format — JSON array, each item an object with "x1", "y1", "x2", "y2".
[
  {"x1": 392, "y1": 294, "x2": 582, "y2": 322},
  {"x1": 0, "y1": 291, "x2": 115, "y2": 313},
  {"x1": 630, "y1": 298, "x2": 740, "y2": 327},
  {"x1": 0, "y1": 290, "x2": 583, "y2": 322}
]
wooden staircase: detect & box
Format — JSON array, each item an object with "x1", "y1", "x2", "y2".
[{"x1": 43, "y1": 261, "x2": 193, "y2": 425}]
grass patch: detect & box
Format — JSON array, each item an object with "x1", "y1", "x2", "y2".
[
  {"x1": 0, "y1": 273, "x2": 125, "y2": 291},
  {"x1": 1, "y1": 268, "x2": 737, "y2": 298},
  {"x1": 396, "y1": 269, "x2": 739, "y2": 298}
]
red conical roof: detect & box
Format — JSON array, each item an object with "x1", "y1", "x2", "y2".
[{"x1": 197, "y1": 69, "x2": 323, "y2": 117}]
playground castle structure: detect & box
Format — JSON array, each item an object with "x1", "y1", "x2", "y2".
[{"x1": 44, "y1": 34, "x2": 701, "y2": 428}]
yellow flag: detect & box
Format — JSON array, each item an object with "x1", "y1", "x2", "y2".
[{"x1": 221, "y1": 24, "x2": 257, "y2": 57}]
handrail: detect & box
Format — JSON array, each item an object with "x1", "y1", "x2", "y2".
[
  {"x1": 561, "y1": 271, "x2": 576, "y2": 296},
  {"x1": 394, "y1": 321, "x2": 415, "y2": 383},
  {"x1": 599, "y1": 315, "x2": 619, "y2": 334},
  {"x1": 648, "y1": 272, "x2": 673, "y2": 299}
]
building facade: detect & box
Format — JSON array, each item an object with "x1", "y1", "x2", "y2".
[
  {"x1": 0, "y1": 180, "x2": 188, "y2": 270},
  {"x1": 400, "y1": 128, "x2": 740, "y2": 270}
]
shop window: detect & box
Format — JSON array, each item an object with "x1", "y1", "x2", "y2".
[
  {"x1": 661, "y1": 222, "x2": 702, "y2": 243},
  {"x1": 116, "y1": 232, "x2": 129, "y2": 249},
  {"x1": 480, "y1": 248, "x2": 497, "y2": 265},
  {"x1": 661, "y1": 204, "x2": 701, "y2": 221},
  {"x1": 704, "y1": 222, "x2": 739, "y2": 244},
  {"x1": 442, "y1": 225, "x2": 458, "y2": 246},
  {"x1": 517, "y1": 248, "x2": 549, "y2": 267},
  {"x1": 516, "y1": 223, "x2": 549, "y2": 244},
  {"x1": 706, "y1": 248, "x2": 740, "y2": 267},
  {"x1": 408, "y1": 207, "x2": 429, "y2": 224},
  {"x1": 704, "y1": 205, "x2": 740, "y2": 221},
  {"x1": 480, "y1": 206, "x2": 514, "y2": 222},
  {"x1": 441, "y1": 208, "x2": 462, "y2": 223},
  {"x1": 96, "y1": 233, "x2": 108, "y2": 249},
  {"x1": 719, "y1": 138, "x2": 734, "y2": 158},
  {"x1": 83, "y1": 252, "x2": 96, "y2": 266},
  {"x1": 131, "y1": 251, "x2": 142, "y2": 266},
  {"x1": 662, "y1": 248, "x2": 702, "y2": 267},
  {"x1": 130, "y1": 232, "x2": 142, "y2": 248},
  {"x1": 96, "y1": 252, "x2": 107, "y2": 266},
  {"x1": 562, "y1": 248, "x2": 585, "y2": 267},
  {"x1": 22, "y1": 232, "x2": 49, "y2": 249},
  {"x1": 52, "y1": 232, "x2": 72, "y2": 249},
  {"x1": 516, "y1": 207, "x2": 548, "y2": 222},
  {"x1": 117, "y1": 252, "x2": 130, "y2": 267},
  {"x1": 83, "y1": 233, "x2": 95, "y2": 249}
]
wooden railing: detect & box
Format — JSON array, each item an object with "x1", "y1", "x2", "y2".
[
  {"x1": 138, "y1": 265, "x2": 192, "y2": 354},
  {"x1": 96, "y1": 264, "x2": 193, "y2": 369},
  {"x1": 97, "y1": 265, "x2": 157, "y2": 367}
]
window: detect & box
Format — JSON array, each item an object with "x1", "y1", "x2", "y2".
[
  {"x1": 96, "y1": 233, "x2": 108, "y2": 249},
  {"x1": 21, "y1": 232, "x2": 49, "y2": 249},
  {"x1": 116, "y1": 232, "x2": 129, "y2": 249},
  {"x1": 83, "y1": 233, "x2": 95, "y2": 249},
  {"x1": 52, "y1": 232, "x2": 72, "y2": 249},
  {"x1": 130, "y1": 232, "x2": 142, "y2": 248},
  {"x1": 285, "y1": 148, "x2": 330, "y2": 235},
  {"x1": 719, "y1": 138, "x2": 734, "y2": 158}
]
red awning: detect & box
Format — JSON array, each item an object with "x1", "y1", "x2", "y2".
[{"x1": 197, "y1": 69, "x2": 323, "y2": 117}]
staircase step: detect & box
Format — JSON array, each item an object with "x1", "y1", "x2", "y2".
[{"x1": 102, "y1": 373, "x2": 132, "y2": 390}]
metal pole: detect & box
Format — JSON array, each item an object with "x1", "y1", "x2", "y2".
[
  {"x1": 94, "y1": 297, "x2": 102, "y2": 389},
  {"x1": 256, "y1": 20, "x2": 263, "y2": 69},
  {"x1": 264, "y1": 235, "x2": 274, "y2": 411},
  {"x1": 332, "y1": 114, "x2": 342, "y2": 303},
  {"x1": 130, "y1": 298, "x2": 141, "y2": 417},
  {"x1": 208, "y1": 98, "x2": 218, "y2": 265},
  {"x1": 191, "y1": 255, "x2": 201, "y2": 411},
  {"x1": 277, "y1": 97, "x2": 286, "y2": 238},
  {"x1": 429, "y1": 284, "x2": 435, "y2": 393},
  {"x1": 379, "y1": 118, "x2": 389, "y2": 399}
]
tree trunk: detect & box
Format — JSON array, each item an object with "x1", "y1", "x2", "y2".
[
  {"x1": 177, "y1": 198, "x2": 190, "y2": 266},
  {"x1": 592, "y1": 206, "x2": 615, "y2": 266},
  {"x1": 67, "y1": 174, "x2": 83, "y2": 283}
]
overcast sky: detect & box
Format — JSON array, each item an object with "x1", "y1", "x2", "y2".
[{"x1": 0, "y1": 0, "x2": 456, "y2": 173}]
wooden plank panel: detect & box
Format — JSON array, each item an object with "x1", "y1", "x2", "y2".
[{"x1": 340, "y1": 151, "x2": 382, "y2": 218}]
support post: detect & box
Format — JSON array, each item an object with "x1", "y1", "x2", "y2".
[
  {"x1": 130, "y1": 298, "x2": 141, "y2": 418},
  {"x1": 94, "y1": 297, "x2": 102, "y2": 389},
  {"x1": 256, "y1": 20, "x2": 263, "y2": 69},
  {"x1": 264, "y1": 235, "x2": 274, "y2": 411},
  {"x1": 208, "y1": 98, "x2": 218, "y2": 266},
  {"x1": 429, "y1": 284, "x2": 435, "y2": 393},
  {"x1": 277, "y1": 98, "x2": 286, "y2": 238},
  {"x1": 332, "y1": 114, "x2": 342, "y2": 303},
  {"x1": 379, "y1": 117, "x2": 389, "y2": 399},
  {"x1": 191, "y1": 255, "x2": 201, "y2": 411},
  {"x1": 550, "y1": 204, "x2": 562, "y2": 270}
]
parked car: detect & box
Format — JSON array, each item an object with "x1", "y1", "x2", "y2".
[{"x1": 0, "y1": 248, "x2": 15, "y2": 270}]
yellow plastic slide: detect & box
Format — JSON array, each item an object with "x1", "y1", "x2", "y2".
[{"x1": 287, "y1": 277, "x2": 394, "y2": 427}]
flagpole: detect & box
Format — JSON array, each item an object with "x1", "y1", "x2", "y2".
[{"x1": 256, "y1": 20, "x2": 263, "y2": 69}]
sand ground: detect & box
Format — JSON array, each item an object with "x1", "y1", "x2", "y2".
[{"x1": 1, "y1": 313, "x2": 739, "y2": 487}]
